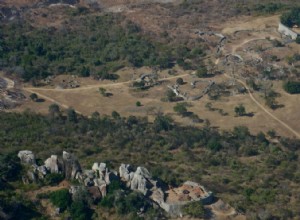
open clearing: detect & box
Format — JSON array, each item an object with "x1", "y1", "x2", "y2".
[{"x1": 9, "y1": 14, "x2": 300, "y2": 139}]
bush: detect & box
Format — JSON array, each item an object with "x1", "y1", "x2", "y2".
[
  {"x1": 176, "y1": 77, "x2": 184, "y2": 85},
  {"x1": 30, "y1": 93, "x2": 38, "y2": 101},
  {"x1": 44, "y1": 173, "x2": 64, "y2": 186},
  {"x1": 136, "y1": 101, "x2": 142, "y2": 107},
  {"x1": 281, "y1": 8, "x2": 300, "y2": 27},
  {"x1": 234, "y1": 104, "x2": 246, "y2": 116},
  {"x1": 70, "y1": 201, "x2": 92, "y2": 220},
  {"x1": 196, "y1": 66, "x2": 208, "y2": 78},
  {"x1": 283, "y1": 81, "x2": 300, "y2": 94},
  {"x1": 49, "y1": 189, "x2": 71, "y2": 211},
  {"x1": 173, "y1": 103, "x2": 188, "y2": 116},
  {"x1": 182, "y1": 201, "x2": 205, "y2": 218}
]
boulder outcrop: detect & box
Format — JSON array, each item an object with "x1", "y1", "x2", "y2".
[
  {"x1": 62, "y1": 151, "x2": 81, "y2": 179},
  {"x1": 18, "y1": 150, "x2": 216, "y2": 217},
  {"x1": 44, "y1": 155, "x2": 61, "y2": 173},
  {"x1": 18, "y1": 150, "x2": 36, "y2": 165}
]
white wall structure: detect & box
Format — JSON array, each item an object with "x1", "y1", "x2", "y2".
[{"x1": 278, "y1": 23, "x2": 299, "y2": 40}]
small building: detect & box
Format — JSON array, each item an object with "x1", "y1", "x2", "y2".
[{"x1": 278, "y1": 23, "x2": 300, "y2": 40}]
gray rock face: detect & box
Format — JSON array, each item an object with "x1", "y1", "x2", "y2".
[
  {"x1": 18, "y1": 150, "x2": 36, "y2": 165},
  {"x1": 130, "y1": 167, "x2": 152, "y2": 195},
  {"x1": 62, "y1": 151, "x2": 81, "y2": 179},
  {"x1": 119, "y1": 165, "x2": 153, "y2": 195},
  {"x1": 119, "y1": 164, "x2": 132, "y2": 182},
  {"x1": 100, "y1": 184, "x2": 107, "y2": 197},
  {"x1": 44, "y1": 155, "x2": 60, "y2": 173},
  {"x1": 105, "y1": 171, "x2": 118, "y2": 185}
]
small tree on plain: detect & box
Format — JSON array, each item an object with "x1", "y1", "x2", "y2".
[
  {"x1": 30, "y1": 93, "x2": 38, "y2": 101},
  {"x1": 176, "y1": 77, "x2": 184, "y2": 85},
  {"x1": 173, "y1": 103, "x2": 188, "y2": 116},
  {"x1": 136, "y1": 101, "x2": 142, "y2": 107},
  {"x1": 234, "y1": 104, "x2": 246, "y2": 116}
]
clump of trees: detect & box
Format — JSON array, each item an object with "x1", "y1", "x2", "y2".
[
  {"x1": 48, "y1": 188, "x2": 92, "y2": 219},
  {"x1": 281, "y1": 8, "x2": 300, "y2": 27},
  {"x1": 1, "y1": 106, "x2": 300, "y2": 219},
  {"x1": 283, "y1": 81, "x2": 300, "y2": 94},
  {"x1": 173, "y1": 102, "x2": 188, "y2": 116},
  {"x1": 182, "y1": 201, "x2": 205, "y2": 218}
]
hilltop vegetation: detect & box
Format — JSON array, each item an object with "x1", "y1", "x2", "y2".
[
  {"x1": 0, "y1": 12, "x2": 205, "y2": 82},
  {"x1": 0, "y1": 110, "x2": 300, "y2": 219},
  {"x1": 281, "y1": 7, "x2": 300, "y2": 27}
]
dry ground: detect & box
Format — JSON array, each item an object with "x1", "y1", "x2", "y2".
[{"x1": 7, "y1": 13, "x2": 300, "y2": 139}]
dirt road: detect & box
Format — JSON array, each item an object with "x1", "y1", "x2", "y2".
[
  {"x1": 23, "y1": 73, "x2": 190, "y2": 113},
  {"x1": 222, "y1": 37, "x2": 300, "y2": 138}
]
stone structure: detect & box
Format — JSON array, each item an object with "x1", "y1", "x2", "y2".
[
  {"x1": 18, "y1": 150, "x2": 36, "y2": 165},
  {"x1": 18, "y1": 150, "x2": 214, "y2": 217},
  {"x1": 278, "y1": 23, "x2": 300, "y2": 40},
  {"x1": 44, "y1": 155, "x2": 61, "y2": 173}
]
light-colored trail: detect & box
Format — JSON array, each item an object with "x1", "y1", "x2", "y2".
[
  {"x1": 24, "y1": 73, "x2": 190, "y2": 92},
  {"x1": 23, "y1": 73, "x2": 189, "y2": 114},
  {"x1": 220, "y1": 36, "x2": 300, "y2": 138},
  {"x1": 24, "y1": 87, "x2": 83, "y2": 115},
  {"x1": 224, "y1": 74, "x2": 300, "y2": 139}
]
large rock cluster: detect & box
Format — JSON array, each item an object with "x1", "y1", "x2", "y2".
[
  {"x1": 17, "y1": 150, "x2": 81, "y2": 184},
  {"x1": 17, "y1": 150, "x2": 214, "y2": 217},
  {"x1": 119, "y1": 164, "x2": 157, "y2": 196}
]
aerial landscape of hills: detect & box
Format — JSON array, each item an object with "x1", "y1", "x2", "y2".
[{"x1": 1, "y1": 0, "x2": 300, "y2": 219}]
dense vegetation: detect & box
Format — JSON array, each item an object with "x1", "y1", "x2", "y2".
[
  {"x1": 281, "y1": 7, "x2": 300, "y2": 27},
  {"x1": 0, "y1": 12, "x2": 205, "y2": 82},
  {"x1": 283, "y1": 80, "x2": 300, "y2": 94},
  {"x1": 0, "y1": 109, "x2": 300, "y2": 219}
]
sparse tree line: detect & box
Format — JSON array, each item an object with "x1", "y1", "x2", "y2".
[
  {"x1": 0, "y1": 13, "x2": 206, "y2": 83},
  {"x1": 0, "y1": 105, "x2": 300, "y2": 219}
]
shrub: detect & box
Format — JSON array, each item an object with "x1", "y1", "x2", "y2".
[
  {"x1": 173, "y1": 103, "x2": 188, "y2": 116},
  {"x1": 44, "y1": 173, "x2": 64, "y2": 186},
  {"x1": 182, "y1": 201, "x2": 205, "y2": 218},
  {"x1": 136, "y1": 101, "x2": 142, "y2": 107},
  {"x1": 29, "y1": 93, "x2": 38, "y2": 101},
  {"x1": 234, "y1": 104, "x2": 246, "y2": 116},
  {"x1": 283, "y1": 81, "x2": 300, "y2": 94},
  {"x1": 70, "y1": 201, "x2": 92, "y2": 220},
  {"x1": 176, "y1": 77, "x2": 184, "y2": 85},
  {"x1": 49, "y1": 189, "x2": 71, "y2": 211}
]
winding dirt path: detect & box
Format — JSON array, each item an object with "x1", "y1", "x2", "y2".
[
  {"x1": 24, "y1": 87, "x2": 83, "y2": 115},
  {"x1": 23, "y1": 73, "x2": 189, "y2": 113},
  {"x1": 221, "y1": 37, "x2": 300, "y2": 138},
  {"x1": 224, "y1": 74, "x2": 300, "y2": 139}
]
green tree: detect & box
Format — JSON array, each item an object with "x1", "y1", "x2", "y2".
[
  {"x1": 112, "y1": 111, "x2": 121, "y2": 119},
  {"x1": 49, "y1": 189, "x2": 71, "y2": 211},
  {"x1": 30, "y1": 93, "x2": 38, "y2": 101},
  {"x1": 283, "y1": 81, "x2": 300, "y2": 94},
  {"x1": 136, "y1": 101, "x2": 142, "y2": 107},
  {"x1": 99, "y1": 87, "x2": 107, "y2": 97},
  {"x1": 176, "y1": 77, "x2": 184, "y2": 85},
  {"x1": 166, "y1": 89, "x2": 176, "y2": 102},
  {"x1": 48, "y1": 104, "x2": 60, "y2": 118},
  {"x1": 234, "y1": 104, "x2": 246, "y2": 116},
  {"x1": 67, "y1": 108, "x2": 78, "y2": 123},
  {"x1": 70, "y1": 201, "x2": 92, "y2": 220},
  {"x1": 196, "y1": 66, "x2": 208, "y2": 78},
  {"x1": 44, "y1": 173, "x2": 64, "y2": 186},
  {"x1": 153, "y1": 115, "x2": 173, "y2": 132},
  {"x1": 173, "y1": 103, "x2": 188, "y2": 116},
  {"x1": 182, "y1": 201, "x2": 205, "y2": 218}
]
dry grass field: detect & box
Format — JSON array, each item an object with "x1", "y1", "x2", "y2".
[{"x1": 8, "y1": 14, "x2": 297, "y2": 139}]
